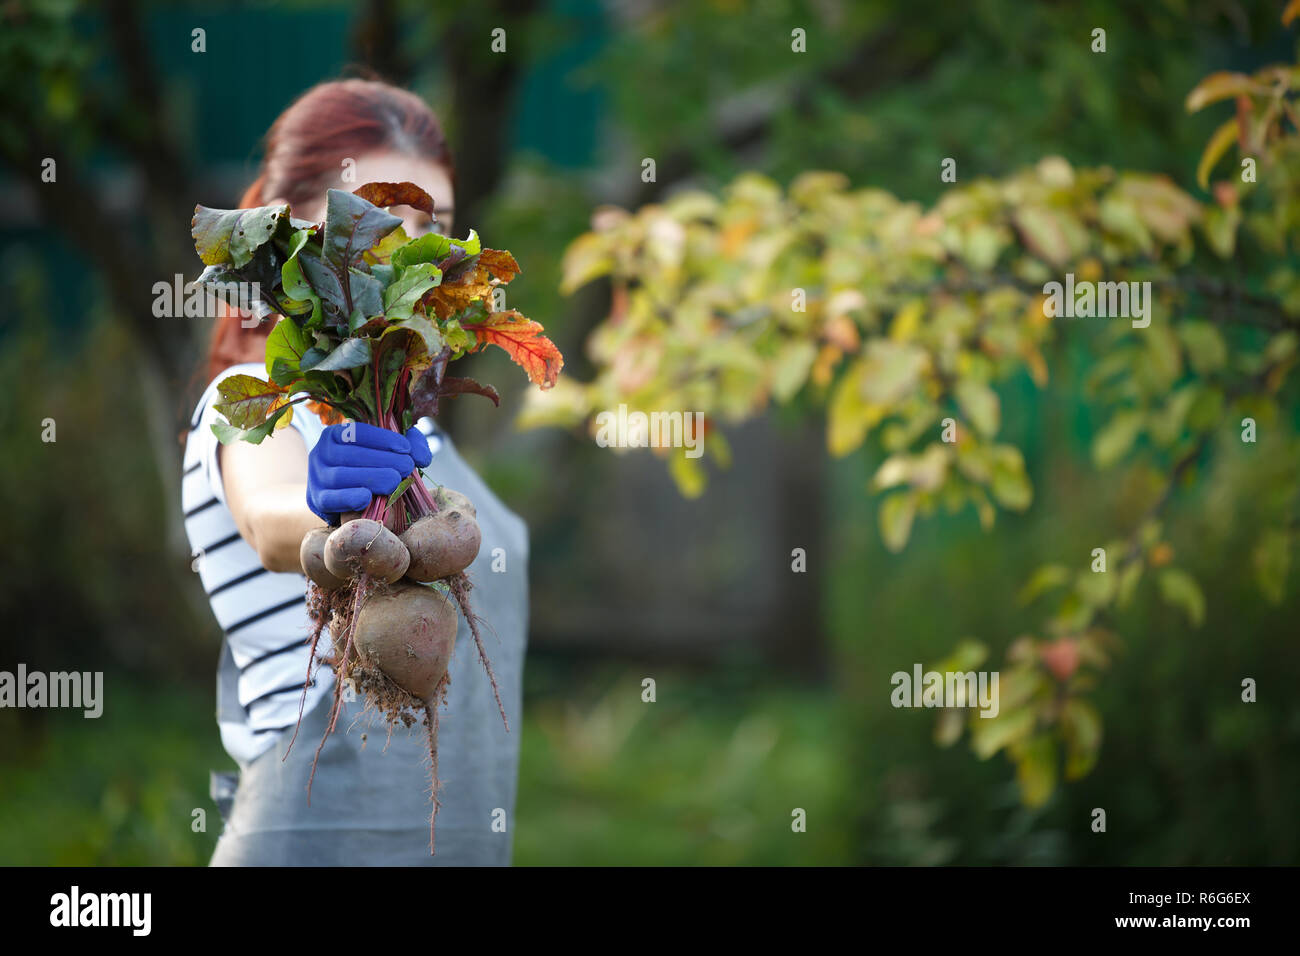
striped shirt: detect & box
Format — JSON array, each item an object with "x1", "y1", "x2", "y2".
[{"x1": 181, "y1": 362, "x2": 444, "y2": 766}]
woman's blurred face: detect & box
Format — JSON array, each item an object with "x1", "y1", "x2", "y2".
[{"x1": 291, "y1": 150, "x2": 455, "y2": 237}]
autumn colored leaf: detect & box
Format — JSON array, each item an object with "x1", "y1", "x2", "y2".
[
  {"x1": 424, "y1": 266, "x2": 493, "y2": 319},
  {"x1": 463, "y1": 310, "x2": 564, "y2": 388},
  {"x1": 1196, "y1": 117, "x2": 1241, "y2": 190},
  {"x1": 351, "y1": 181, "x2": 437, "y2": 218},
  {"x1": 420, "y1": 248, "x2": 521, "y2": 320},
  {"x1": 363, "y1": 225, "x2": 411, "y2": 266},
  {"x1": 479, "y1": 248, "x2": 521, "y2": 283},
  {"x1": 213, "y1": 374, "x2": 289, "y2": 428},
  {"x1": 1184, "y1": 71, "x2": 1264, "y2": 113},
  {"x1": 307, "y1": 400, "x2": 346, "y2": 426}
]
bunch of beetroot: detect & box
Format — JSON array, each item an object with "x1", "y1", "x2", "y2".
[
  {"x1": 191, "y1": 181, "x2": 562, "y2": 853},
  {"x1": 295, "y1": 478, "x2": 500, "y2": 857}
]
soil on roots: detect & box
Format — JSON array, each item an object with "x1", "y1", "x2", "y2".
[
  {"x1": 294, "y1": 574, "x2": 454, "y2": 854},
  {"x1": 285, "y1": 581, "x2": 356, "y2": 758},
  {"x1": 320, "y1": 576, "x2": 436, "y2": 733},
  {"x1": 351, "y1": 654, "x2": 448, "y2": 730}
]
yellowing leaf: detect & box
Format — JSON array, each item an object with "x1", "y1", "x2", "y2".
[
  {"x1": 822, "y1": 313, "x2": 861, "y2": 351},
  {"x1": 1185, "y1": 71, "x2": 1263, "y2": 113},
  {"x1": 990, "y1": 444, "x2": 1032, "y2": 511},
  {"x1": 954, "y1": 379, "x2": 1000, "y2": 437},
  {"x1": 825, "y1": 288, "x2": 868, "y2": 324},
  {"x1": 306, "y1": 400, "x2": 345, "y2": 426},
  {"x1": 560, "y1": 232, "x2": 613, "y2": 294},
  {"x1": 516, "y1": 378, "x2": 589, "y2": 430},
  {"x1": 810, "y1": 343, "x2": 843, "y2": 388},
  {"x1": 889, "y1": 300, "x2": 924, "y2": 342},
  {"x1": 931, "y1": 639, "x2": 990, "y2": 675},
  {"x1": 1202, "y1": 204, "x2": 1241, "y2": 259},
  {"x1": 1025, "y1": 295, "x2": 1052, "y2": 330},
  {"x1": 934, "y1": 708, "x2": 965, "y2": 748},
  {"x1": 1117, "y1": 174, "x2": 1202, "y2": 242},
  {"x1": 1061, "y1": 699, "x2": 1102, "y2": 781},
  {"x1": 1021, "y1": 342, "x2": 1049, "y2": 386},
  {"x1": 479, "y1": 248, "x2": 521, "y2": 283},
  {"x1": 1076, "y1": 565, "x2": 1118, "y2": 608},
  {"x1": 826, "y1": 360, "x2": 885, "y2": 456},
  {"x1": 1014, "y1": 206, "x2": 1072, "y2": 266},
  {"x1": 1077, "y1": 257, "x2": 1103, "y2": 282},
  {"x1": 1178, "y1": 321, "x2": 1227, "y2": 374},
  {"x1": 463, "y1": 310, "x2": 564, "y2": 389},
  {"x1": 423, "y1": 254, "x2": 502, "y2": 319},
  {"x1": 363, "y1": 225, "x2": 411, "y2": 265},
  {"x1": 860, "y1": 340, "x2": 930, "y2": 405},
  {"x1": 879, "y1": 492, "x2": 917, "y2": 552},
  {"x1": 668, "y1": 452, "x2": 706, "y2": 498},
  {"x1": 909, "y1": 443, "x2": 949, "y2": 491},
  {"x1": 770, "y1": 340, "x2": 818, "y2": 402},
  {"x1": 872, "y1": 454, "x2": 911, "y2": 491},
  {"x1": 351, "y1": 181, "x2": 437, "y2": 217},
  {"x1": 970, "y1": 707, "x2": 1035, "y2": 760},
  {"x1": 1196, "y1": 117, "x2": 1241, "y2": 190},
  {"x1": 706, "y1": 428, "x2": 732, "y2": 469},
  {"x1": 1145, "y1": 324, "x2": 1184, "y2": 390},
  {"x1": 213, "y1": 374, "x2": 288, "y2": 428},
  {"x1": 1092, "y1": 409, "x2": 1144, "y2": 469},
  {"x1": 1010, "y1": 734, "x2": 1058, "y2": 807},
  {"x1": 264, "y1": 317, "x2": 310, "y2": 381}
]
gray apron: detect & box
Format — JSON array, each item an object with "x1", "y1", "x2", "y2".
[{"x1": 208, "y1": 430, "x2": 529, "y2": 866}]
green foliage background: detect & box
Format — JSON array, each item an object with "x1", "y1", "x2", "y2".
[{"x1": 0, "y1": 0, "x2": 1296, "y2": 865}]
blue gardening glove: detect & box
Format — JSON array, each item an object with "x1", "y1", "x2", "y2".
[
  {"x1": 407, "y1": 423, "x2": 434, "y2": 469},
  {"x1": 307, "y1": 423, "x2": 433, "y2": 524}
]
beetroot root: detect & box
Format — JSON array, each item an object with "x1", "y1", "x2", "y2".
[
  {"x1": 324, "y1": 518, "x2": 410, "y2": 583},
  {"x1": 300, "y1": 528, "x2": 347, "y2": 591},
  {"x1": 434, "y1": 486, "x2": 476, "y2": 518},
  {"x1": 401, "y1": 510, "x2": 481, "y2": 582},
  {"x1": 353, "y1": 582, "x2": 459, "y2": 700}
]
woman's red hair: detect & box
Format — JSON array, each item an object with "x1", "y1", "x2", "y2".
[{"x1": 201, "y1": 78, "x2": 454, "y2": 386}]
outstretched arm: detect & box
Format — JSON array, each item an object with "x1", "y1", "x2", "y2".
[
  {"x1": 219, "y1": 429, "x2": 322, "y2": 574},
  {"x1": 220, "y1": 423, "x2": 434, "y2": 574}
]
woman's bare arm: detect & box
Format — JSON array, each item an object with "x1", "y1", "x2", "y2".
[{"x1": 220, "y1": 428, "x2": 324, "y2": 573}]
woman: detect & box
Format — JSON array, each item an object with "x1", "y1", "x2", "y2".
[{"x1": 180, "y1": 79, "x2": 528, "y2": 865}]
